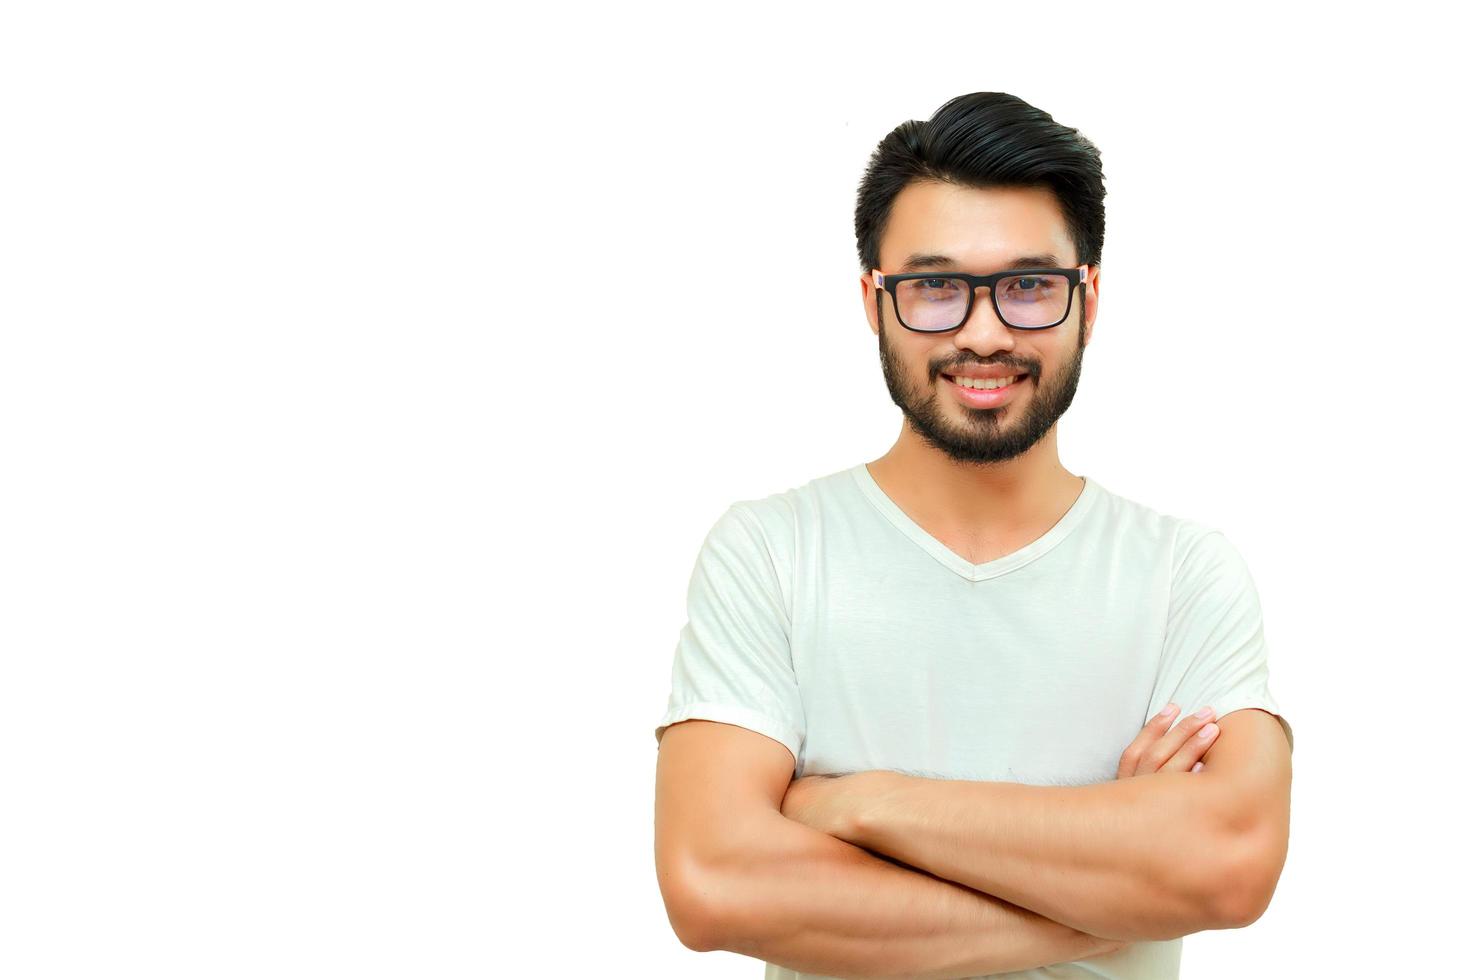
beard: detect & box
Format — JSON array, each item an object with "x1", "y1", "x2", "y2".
[{"x1": 876, "y1": 302, "x2": 1086, "y2": 467}]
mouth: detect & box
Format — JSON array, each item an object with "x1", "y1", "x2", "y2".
[{"x1": 941, "y1": 372, "x2": 1029, "y2": 407}]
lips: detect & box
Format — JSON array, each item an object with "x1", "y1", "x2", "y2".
[{"x1": 942, "y1": 372, "x2": 1028, "y2": 408}]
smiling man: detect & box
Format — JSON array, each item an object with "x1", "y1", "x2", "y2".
[{"x1": 653, "y1": 93, "x2": 1293, "y2": 980}]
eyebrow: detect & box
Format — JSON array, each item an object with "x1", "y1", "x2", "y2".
[{"x1": 897, "y1": 252, "x2": 1063, "y2": 272}]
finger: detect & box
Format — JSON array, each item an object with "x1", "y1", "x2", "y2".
[
  {"x1": 1159, "y1": 720, "x2": 1219, "y2": 773},
  {"x1": 1149, "y1": 708, "x2": 1219, "y2": 774},
  {"x1": 1116, "y1": 703, "x2": 1180, "y2": 778},
  {"x1": 1191, "y1": 762, "x2": 1204, "y2": 773}
]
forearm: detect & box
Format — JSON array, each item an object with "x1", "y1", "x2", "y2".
[
  {"x1": 688, "y1": 809, "x2": 1125, "y2": 979},
  {"x1": 847, "y1": 771, "x2": 1232, "y2": 943}
]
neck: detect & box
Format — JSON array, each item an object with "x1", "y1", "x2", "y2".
[{"x1": 868, "y1": 423, "x2": 1082, "y2": 532}]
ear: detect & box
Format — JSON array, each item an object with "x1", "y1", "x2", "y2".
[
  {"x1": 861, "y1": 273, "x2": 880, "y2": 337},
  {"x1": 1082, "y1": 266, "x2": 1100, "y2": 345}
]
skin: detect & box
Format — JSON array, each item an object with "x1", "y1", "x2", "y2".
[{"x1": 861, "y1": 179, "x2": 1101, "y2": 564}]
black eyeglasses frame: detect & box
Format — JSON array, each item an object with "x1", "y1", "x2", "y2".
[{"x1": 871, "y1": 265, "x2": 1090, "y2": 332}]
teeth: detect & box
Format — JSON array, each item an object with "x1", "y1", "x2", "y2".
[{"x1": 952, "y1": 374, "x2": 1019, "y2": 390}]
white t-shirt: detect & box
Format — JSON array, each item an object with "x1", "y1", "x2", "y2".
[{"x1": 655, "y1": 462, "x2": 1293, "y2": 980}]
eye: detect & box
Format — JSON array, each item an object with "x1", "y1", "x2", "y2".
[
  {"x1": 1000, "y1": 275, "x2": 1061, "y2": 302},
  {"x1": 918, "y1": 277, "x2": 961, "y2": 291}
]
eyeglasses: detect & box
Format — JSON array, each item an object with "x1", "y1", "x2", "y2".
[{"x1": 872, "y1": 266, "x2": 1089, "y2": 332}]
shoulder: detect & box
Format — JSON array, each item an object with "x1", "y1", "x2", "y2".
[
  {"x1": 1169, "y1": 519, "x2": 1252, "y2": 582},
  {"x1": 1079, "y1": 477, "x2": 1211, "y2": 558},
  {"x1": 721, "y1": 464, "x2": 857, "y2": 554},
  {"x1": 1076, "y1": 480, "x2": 1260, "y2": 588}
]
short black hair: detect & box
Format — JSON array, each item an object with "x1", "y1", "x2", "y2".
[{"x1": 854, "y1": 92, "x2": 1106, "y2": 273}]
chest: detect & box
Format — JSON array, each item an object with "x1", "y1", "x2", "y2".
[
  {"x1": 931, "y1": 530, "x2": 1036, "y2": 567},
  {"x1": 788, "y1": 559, "x2": 1169, "y2": 783}
]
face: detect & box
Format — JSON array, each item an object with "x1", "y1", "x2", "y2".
[{"x1": 863, "y1": 180, "x2": 1100, "y2": 466}]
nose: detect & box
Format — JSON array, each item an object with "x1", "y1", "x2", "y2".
[{"x1": 952, "y1": 287, "x2": 1016, "y2": 354}]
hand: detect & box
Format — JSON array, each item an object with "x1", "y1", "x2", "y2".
[
  {"x1": 779, "y1": 771, "x2": 881, "y2": 841},
  {"x1": 1115, "y1": 703, "x2": 1219, "y2": 779},
  {"x1": 1095, "y1": 706, "x2": 1220, "y2": 959}
]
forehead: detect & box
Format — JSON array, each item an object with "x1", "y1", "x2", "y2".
[{"x1": 880, "y1": 180, "x2": 1075, "y2": 270}]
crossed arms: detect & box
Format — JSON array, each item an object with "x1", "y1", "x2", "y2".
[
  {"x1": 657, "y1": 708, "x2": 1291, "y2": 977},
  {"x1": 656, "y1": 718, "x2": 1125, "y2": 979},
  {"x1": 782, "y1": 705, "x2": 1291, "y2": 941}
]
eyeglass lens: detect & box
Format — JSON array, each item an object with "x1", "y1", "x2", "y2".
[{"x1": 894, "y1": 274, "x2": 1071, "y2": 330}]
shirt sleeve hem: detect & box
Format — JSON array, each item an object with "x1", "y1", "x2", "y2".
[
  {"x1": 654, "y1": 701, "x2": 803, "y2": 767},
  {"x1": 1210, "y1": 694, "x2": 1294, "y2": 754}
]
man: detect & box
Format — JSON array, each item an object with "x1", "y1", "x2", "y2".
[{"x1": 653, "y1": 92, "x2": 1293, "y2": 979}]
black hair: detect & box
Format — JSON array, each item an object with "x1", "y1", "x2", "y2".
[{"x1": 854, "y1": 92, "x2": 1106, "y2": 273}]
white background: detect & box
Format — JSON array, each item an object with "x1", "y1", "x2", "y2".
[{"x1": 2, "y1": 1, "x2": 1464, "y2": 977}]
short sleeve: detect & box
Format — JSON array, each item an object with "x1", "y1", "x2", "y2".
[
  {"x1": 1151, "y1": 526, "x2": 1294, "y2": 753},
  {"x1": 653, "y1": 503, "x2": 805, "y2": 767}
]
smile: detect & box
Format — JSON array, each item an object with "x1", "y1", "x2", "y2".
[{"x1": 941, "y1": 373, "x2": 1028, "y2": 407}]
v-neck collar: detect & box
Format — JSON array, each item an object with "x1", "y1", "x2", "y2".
[{"x1": 850, "y1": 462, "x2": 1101, "y2": 582}]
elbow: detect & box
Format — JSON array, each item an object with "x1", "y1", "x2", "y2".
[
  {"x1": 1210, "y1": 878, "x2": 1269, "y2": 931},
  {"x1": 661, "y1": 861, "x2": 730, "y2": 953},
  {"x1": 1204, "y1": 829, "x2": 1286, "y2": 930},
  {"x1": 671, "y1": 911, "x2": 722, "y2": 954},
  {"x1": 666, "y1": 893, "x2": 721, "y2": 953}
]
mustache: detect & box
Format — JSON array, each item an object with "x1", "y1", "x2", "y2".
[{"x1": 937, "y1": 362, "x2": 1034, "y2": 376}]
